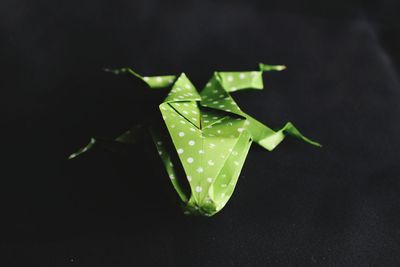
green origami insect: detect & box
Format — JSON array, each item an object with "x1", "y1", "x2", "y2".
[{"x1": 70, "y1": 63, "x2": 321, "y2": 216}]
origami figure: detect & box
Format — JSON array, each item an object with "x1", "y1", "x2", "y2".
[{"x1": 70, "y1": 63, "x2": 321, "y2": 216}]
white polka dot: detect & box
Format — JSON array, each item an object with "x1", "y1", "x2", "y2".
[
  {"x1": 244, "y1": 120, "x2": 250, "y2": 125},
  {"x1": 156, "y1": 77, "x2": 163, "y2": 82},
  {"x1": 190, "y1": 128, "x2": 195, "y2": 132},
  {"x1": 177, "y1": 148, "x2": 184, "y2": 154},
  {"x1": 198, "y1": 150, "x2": 205, "y2": 154},
  {"x1": 206, "y1": 82, "x2": 212, "y2": 87},
  {"x1": 178, "y1": 132, "x2": 185, "y2": 137},
  {"x1": 221, "y1": 184, "x2": 227, "y2": 187},
  {"x1": 196, "y1": 167, "x2": 204, "y2": 173},
  {"x1": 234, "y1": 161, "x2": 239, "y2": 165},
  {"x1": 143, "y1": 77, "x2": 149, "y2": 81},
  {"x1": 207, "y1": 160, "x2": 214, "y2": 166},
  {"x1": 158, "y1": 151, "x2": 162, "y2": 155},
  {"x1": 227, "y1": 75, "x2": 233, "y2": 82},
  {"x1": 207, "y1": 177, "x2": 213, "y2": 183},
  {"x1": 209, "y1": 143, "x2": 216, "y2": 148},
  {"x1": 187, "y1": 176, "x2": 192, "y2": 181},
  {"x1": 185, "y1": 84, "x2": 191, "y2": 89},
  {"x1": 157, "y1": 141, "x2": 162, "y2": 145},
  {"x1": 237, "y1": 128, "x2": 244, "y2": 132},
  {"x1": 239, "y1": 73, "x2": 246, "y2": 79},
  {"x1": 187, "y1": 157, "x2": 194, "y2": 163},
  {"x1": 169, "y1": 174, "x2": 175, "y2": 179},
  {"x1": 191, "y1": 110, "x2": 198, "y2": 114},
  {"x1": 188, "y1": 140, "x2": 195, "y2": 146},
  {"x1": 195, "y1": 186, "x2": 202, "y2": 192}
]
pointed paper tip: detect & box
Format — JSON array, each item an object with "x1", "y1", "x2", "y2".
[
  {"x1": 275, "y1": 65, "x2": 287, "y2": 71},
  {"x1": 103, "y1": 68, "x2": 129, "y2": 75},
  {"x1": 308, "y1": 140, "x2": 322, "y2": 148},
  {"x1": 68, "y1": 154, "x2": 76, "y2": 160},
  {"x1": 259, "y1": 63, "x2": 287, "y2": 72}
]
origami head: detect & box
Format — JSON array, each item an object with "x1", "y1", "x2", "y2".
[{"x1": 70, "y1": 63, "x2": 321, "y2": 216}]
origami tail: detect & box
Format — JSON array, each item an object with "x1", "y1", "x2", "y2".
[
  {"x1": 245, "y1": 116, "x2": 321, "y2": 151},
  {"x1": 104, "y1": 67, "x2": 176, "y2": 89}
]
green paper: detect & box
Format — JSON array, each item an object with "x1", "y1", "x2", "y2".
[{"x1": 70, "y1": 63, "x2": 321, "y2": 216}]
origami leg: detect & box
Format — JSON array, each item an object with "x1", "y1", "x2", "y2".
[
  {"x1": 104, "y1": 67, "x2": 176, "y2": 89},
  {"x1": 69, "y1": 68, "x2": 178, "y2": 160},
  {"x1": 214, "y1": 63, "x2": 286, "y2": 92},
  {"x1": 206, "y1": 63, "x2": 321, "y2": 151},
  {"x1": 68, "y1": 124, "x2": 145, "y2": 159},
  {"x1": 245, "y1": 115, "x2": 321, "y2": 151}
]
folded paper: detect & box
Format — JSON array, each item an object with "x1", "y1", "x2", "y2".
[{"x1": 70, "y1": 63, "x2": 321, "y2": 216}]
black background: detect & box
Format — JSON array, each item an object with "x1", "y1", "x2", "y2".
[{"x1": 2, "y1": 0, "x2": 400, "y2": 266}]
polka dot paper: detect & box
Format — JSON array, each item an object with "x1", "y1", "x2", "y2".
[{"x1": 70, "y1": 63, "x2": 321, "y2": 216}]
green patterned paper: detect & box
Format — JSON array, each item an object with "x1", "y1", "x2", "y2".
[{"x1": 70, "y1": 63, "x2": 321, "y2": 216}]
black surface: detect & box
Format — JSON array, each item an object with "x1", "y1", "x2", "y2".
[{"x1": 2, "y1": 0, "x2": 400, "y2": 266}]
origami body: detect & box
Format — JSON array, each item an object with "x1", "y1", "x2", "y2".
[{"x1": 70, "y1": 63, "x2": 321, "y2": 216}]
